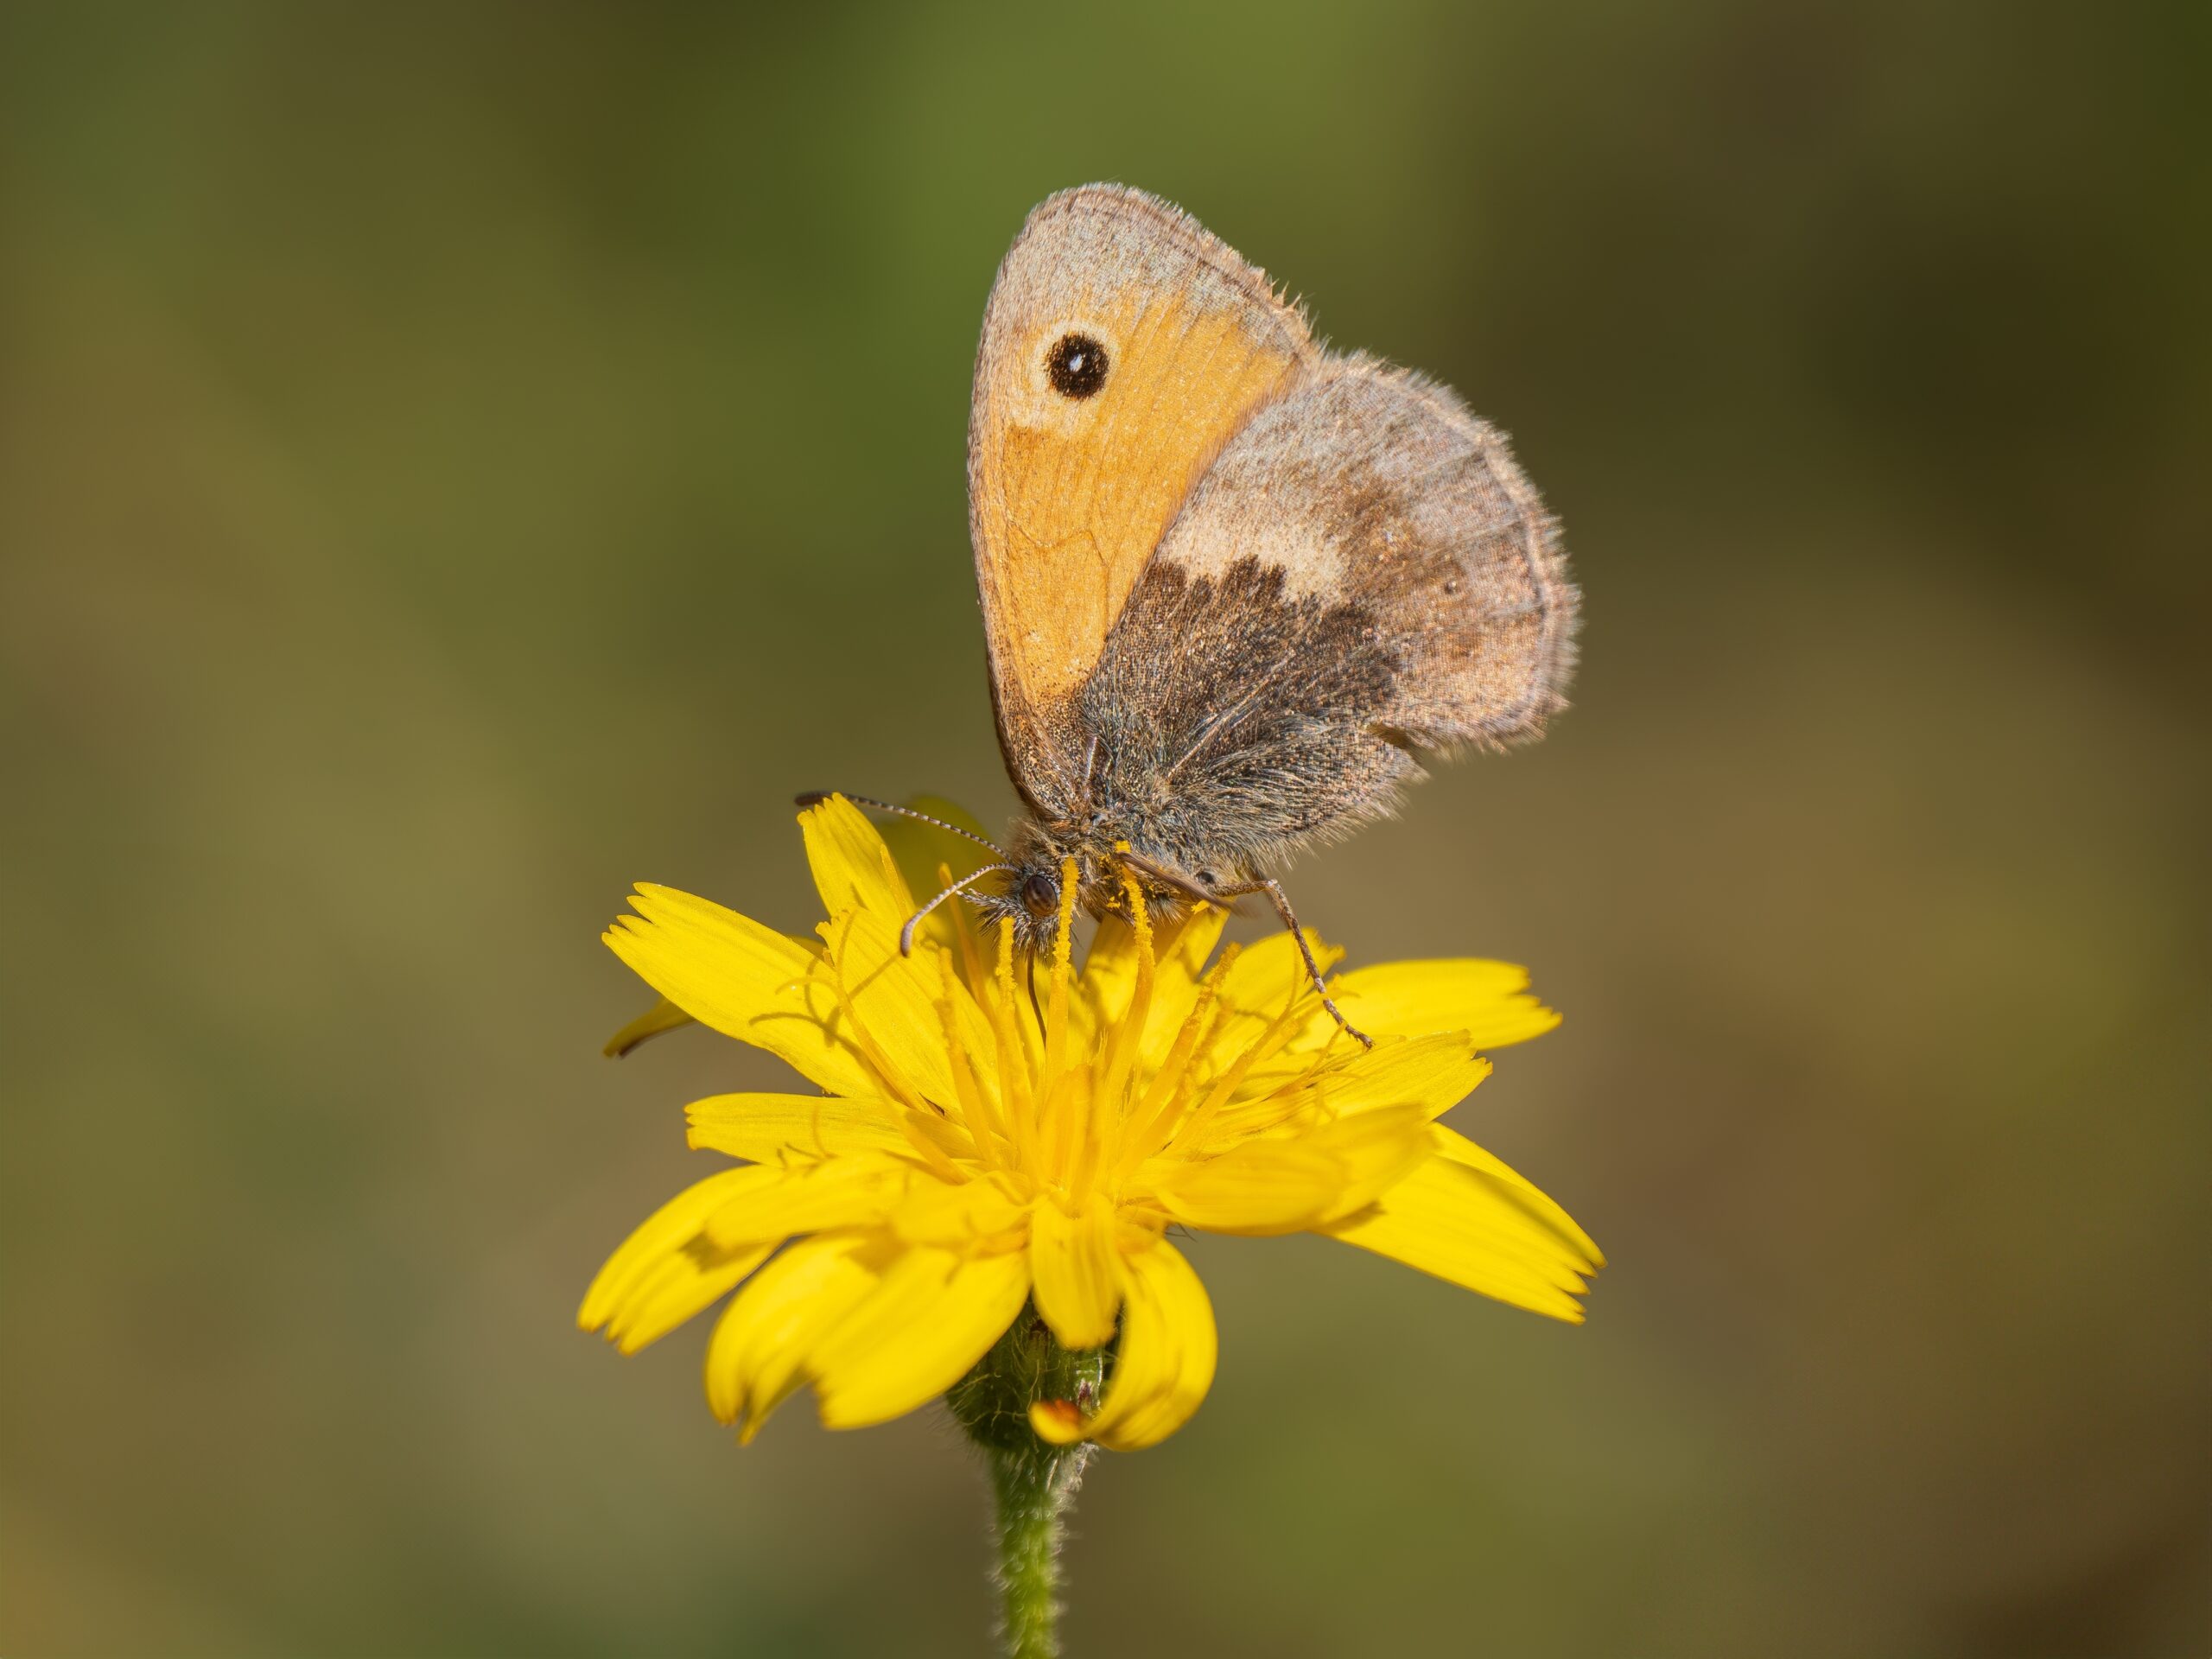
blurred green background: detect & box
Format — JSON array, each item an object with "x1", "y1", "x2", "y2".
[{"x1": 4, "y1": 2, "x2": 2207, "y2": 1655}]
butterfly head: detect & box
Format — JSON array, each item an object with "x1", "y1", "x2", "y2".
[
  {"x1": 965, "y1": 820, "x2": 1203, "y2": 957},
  {"x1": 965, "y1": 866, "x2": 1064, "y2": 957}
]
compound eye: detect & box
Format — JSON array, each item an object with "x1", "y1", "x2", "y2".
[
  {"x1": 1020, "y1": 871, "x2": 1060, "y2": 918},
  {"x1": 1045, "y1": 333, "x2": 1109, "y2": 398}
]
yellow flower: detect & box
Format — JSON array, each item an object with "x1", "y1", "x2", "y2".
[{"x1": 580, "y1": 797, "x2": 1600, "y2": 1450}]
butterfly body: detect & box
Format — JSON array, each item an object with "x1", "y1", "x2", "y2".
[
  {"x1": 833, "y1": 184, "x2": 1577, "y2": 1034},
  {"x1": 974, "y1": 543, "x2": 1424, "y2": 952}
]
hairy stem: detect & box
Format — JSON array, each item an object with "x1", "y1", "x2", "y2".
[
  {"x1": 985, "y1": 1421, "x2": 1087, "y2": 1658},
  {"x1": 946, "y1": 1306, "x2": 1113, "y2": 1658}
]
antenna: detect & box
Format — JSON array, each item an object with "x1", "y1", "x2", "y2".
[
  {"x1": 794, "y1": 791, "x2": 1007, "y2": 856},
  {"x1": 899, "y1": 864, "x2": 1015, "y2": 956}
]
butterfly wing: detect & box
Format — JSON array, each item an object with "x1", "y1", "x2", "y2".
[
  {"x1": 968, "y1": 184, "x2": 1318, "y2": 817},
  {"x1": 1075, "y1": 355, "x2": 1578, "y2": 870}
]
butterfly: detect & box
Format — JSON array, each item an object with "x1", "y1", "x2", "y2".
[{"x1": 810, "y1": 184, "x2": 1577, "y2": 1045}]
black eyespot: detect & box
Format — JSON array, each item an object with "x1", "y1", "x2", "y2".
[
  {"x1": 1195, "y1": 869, "x2": 1219, "y2": 889},
  {"x1": 1046, "y1": 333, "x2": 1109, "y2": 399},
  {"x1": 1020, "y1": 870, "x2": 1061, "y2": 918}
]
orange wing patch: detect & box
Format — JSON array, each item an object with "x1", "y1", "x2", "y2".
[{"x1": 968, "y1": 186, "x2": 1317, "y2": 810}]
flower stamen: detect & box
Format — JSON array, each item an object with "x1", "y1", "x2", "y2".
[
  {"x1": 988, "y1": 918, "x2": 1039, "y2": 1179},
  {"x1": 1172, "y1": 997, "x2": 1308, "y2": 1154},
  {"x1": 1037, "y1": 857, "x2": 1080, "y2": 1099},
  {"x1": 937, "y1": 860, "x2": 992, "y2": 1001},
  {"x1": 936, "y1": 949, "x2": 1004, "y2": 1169},
  {"x1": 1116, "y1": 943, "x2": 1237, "y2": 1174},
  {"x1": 815, "y1": 912, "x2": 930, "y2": 1116},
  {"x1": 1090, "y1": 861, "x2": 1156, "y2": 1136}
]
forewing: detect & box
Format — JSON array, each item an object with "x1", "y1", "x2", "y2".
[
  {"x1": 1078, "y1": 356, "x2": 1577, "y2": 865},
  {"x1": 968, "y1": 184, "x2": 1318, "y2": 814}
]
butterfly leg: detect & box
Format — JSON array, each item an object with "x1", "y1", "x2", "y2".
[
  {"x1": 1113, "y1": 849, "x2": 1371, "y2": 1049},
  {"x1": 1206, "y1": 876, "x2": 1373, "y2": 1050}
]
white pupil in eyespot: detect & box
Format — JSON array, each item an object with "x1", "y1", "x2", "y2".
[{"x1": 1046, "y1": 333, "x2": 1109, "y2": 397}]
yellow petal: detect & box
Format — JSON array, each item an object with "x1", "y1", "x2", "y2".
[
  {"x1": 1427, "y1": 1125, "x2": 1605, "y2": 1268},
  {"x1": 1033, "y1": 1237, "x2": 1216, "y2": 1451},
  {"x1": 1319, "y1": 1154, "x2": 1596, "y2": 1321},
  {"x1": 896, "y1": 1100, "x2": 983, "y2": 1167},
  {"x1": 800, "y1": 793, "x2": 918, "y2": 919},
  {"x1": 704, "y1": 1232, "x2": 892, "y2": 1437},
  {"x1": 1135, "y1": 906, "x2": 1230, "y2": 1070},
  {"x1": 701, "y1": 1155, "x2": 912, "y2": 1249},
  {"x1": 1078, "y1": 891, "x2": 1217, "y2": 1034},
  {"x1": 603, "y1": 995, "x2": 696, "y2": 1058},
  {"x1": 1330, "y1": 958, "x2": 1562, "y2": 1048},
  {"x1": 1076, "y1": 912, "x2": 1143, "y2": 1045},
  {"x1": 603, "y1": 885, "x2": 876, "y2": 1096},
  {"x1": 1209, "y1": 1033, "x2": 1491, "y2": 1141},
  {"x1": 891, "y1": 1176, "x2": 1031, "y2": 1249},
  {"x1": 1212, "y1": 928, "x2": 1343, "y2": 1020},
  {"x1": 605, "y1": 1238, "x2": 777, "y2": 1354},
  {"x1": 1198, "y1": 928, "x2": 1345, "y2": 1074},
  {"x1": 816, "y1": 905, "x2": 983, "y2": 1109},
  {"x1": 578, "y1": 1165, "x2": 774, "y2": 1343},
  {"x1": 807, "y1": 1246, "x2": 1032, "y2": 1429},
  {"x1": 1148, "y1": 1141, "x2": 1346, "y2": 1235},
  {"x1": 878, "y1": 795, "x2": 1001, "y2": 957},
  {"x1": 1029, "y1": 1197, "x2": 1122, "y2": 1349},
  {"x1": 684, "y1": 1092, "x2": 926, "y2": 1162},
  {"x1": 1317, "y1": 1033, "x2": 1491, "y2": 1118},
  {"x1": 1299, "y1": 1107, "x2": 1435, "y2": 1220}
]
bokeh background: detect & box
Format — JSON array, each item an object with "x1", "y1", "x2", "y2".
[{"x1": 4, "y1": 3, "x2": 2207, "y2": 1655}]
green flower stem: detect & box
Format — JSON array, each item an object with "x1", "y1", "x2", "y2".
[
  {"x1": 984, "y1": 1422, "x2": 1084, "y2": 1659},
  {"x1": 947, "y1": 1306, "x2": 1113, "y2": 1659}
]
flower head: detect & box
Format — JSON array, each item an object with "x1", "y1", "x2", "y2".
[{"x1": 581, "y1": 797, "x2": 1600, "y2": 1449}]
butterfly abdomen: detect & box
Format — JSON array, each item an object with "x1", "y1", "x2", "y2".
[{"x1": 1069, "y1": 557, "x2": 1415, "y2": 865}]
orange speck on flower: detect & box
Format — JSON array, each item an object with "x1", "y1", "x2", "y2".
[{"x1": 1028, "y1": 1399, "x2": 1086, "y2": 1440}]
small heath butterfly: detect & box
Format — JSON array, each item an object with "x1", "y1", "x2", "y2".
[{"x1": 811, "y1": 184, "x2": 1577, "y2": 1043}]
